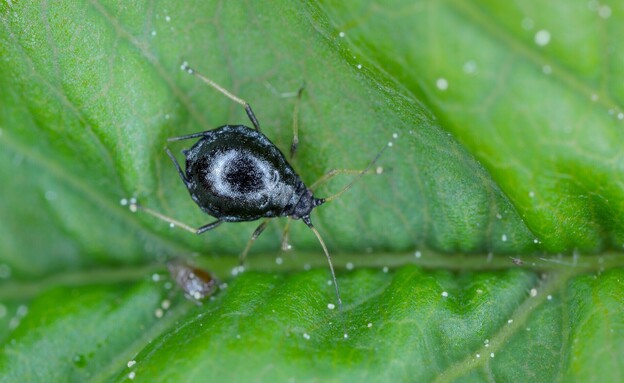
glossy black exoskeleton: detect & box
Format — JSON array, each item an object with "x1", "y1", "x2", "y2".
[{"x1": 168, "y1": 124, "x2": 324, "y2": 232}]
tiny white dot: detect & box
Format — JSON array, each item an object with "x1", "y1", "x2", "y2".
[
  {"x1": 154, "y1": 308, "x2": 164, "y2": 318},
  {"x1": 534, "y1": 238, "x2": 539, "y2": 244},
  {"x1": 534, "y1": 29, "x2": 551, "y2": 46},
  {"x1": 128, "y1": 371, "x2": 136, "y2": 380},
  {"x1": 414, "y1": 251, "x2": 422, "y2": 258},
  {"x1": 339, "y1": 31, "x2": 345, "y2": 38},
  {"x1": 327, "y1": 303, "x2": 336, "y2": 310},
  {"x1": 165, "y1": 15, "x2": 171, "y2": 22},
  {"x1": 375, "y1": 166, "x2": 384, "y2": 174},
  {"x1": 303, "y1": 264, "x2": 311, "y2": 271},
  {"x1": 275, "y1": 257, "x2": 283, "y2": 265},
  {"x1": 598, "y1": 5, "x2": 611, "y2": 19},
  {"x1": 530, "y1": 288, "x2": 538, "y2": 297},
  {"x1": 476, "y1": 289, "x2": 483, "y2": 294},
  {"x1": 529, "y1": 191, "x2": 535, "y2": 198},
  {"x1": 392, "y1": 133, "x2": 398, "y2": 139},
  {"x1": 357, "y1": 64, "x2": 362, "y2": 69},
  {"x1": 127, "y1": 360, "x2": 136, "y2": 368},
  {"x1": 387, "y1": 141, "x2": 393, "y2": 147},
  {"x1": 490, "y1": 352, "x2": 495, "y2": 358},
  {"x1": 120, "y1": 198, "x2": 128, "y2": 206},
  {"x1": 547, "y1": 294, "x2": 553, "y2": 300},
  {"x1": 151, "y1": 30, "x2": 156, "y2": 36},
  {"x1": 618, "y1": 112, "x2": 624, "y2": 120},
  {"x1": 382, "y1": 266, "x2": 389, "y2": 273},
  {"x1": 161, "y1": 299, "x2": 171, "y2": 310},
  {"x1": 303, "y1": 333, "x2": 310, "y2": 340},
  {"x1": 542, "y1": 65, "x2": 552, "y2": 74},
  {"x1": 476, "y1": 353, "x2": 481, "y2": 358},
  {"x1": 436, "y1": 78, "x2": 449, "y2": 91},
  {"x1": 343, "y1": 333, "x2": 349, "y2": 339},
  {"x1": 502, "y1": 234, "x2": 508, "y2": 242},
  {"x1": 169, "y1": 223, "x2": 175, "y2": 228},
  {"x1": 346, "y1": 262, "x2": 354, "y2": 271},
  {"x1": 522, "y1": 17, "x2": 534, "y2": 30},
  {"x1": 496, "y1": 213, "x2": 502, "y2": 219},
  {"x1": 591, "y1": 94, "x2": 599, "y2": 101},
  {"x1": 164, "y1": 114, "x2": 170, "y2": 120},
  {"x1": 367, "y1": 322, "x2": 373, "y2": 328},
  {"x1": 151, "y1": 273, "x2": 160, "y2": 282},
  {"x1": 508, "y1": 319, "x2": 513, "y2": 324},
  {"x1": 441, "y1": 291, "x2": 449, "y2": 298},
  {"x1": 462, "y1": 60, "x2": 477, "y2": 74}
]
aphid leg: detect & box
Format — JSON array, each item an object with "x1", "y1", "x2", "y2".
[
  {"x1": 165, "y1": 147, "x2": 189, "y2": 186},
  {"x1": 128, "y1": 201, "x2": 222, "y2": 235},
  {"x1": 302, "y1": 215, "x2": 342, "y2": 311},
  {"x1": 239, "y1": 219, "x2": 271, "y2": 265},
  {"x1": 280, "y1": 218, "x2": 293, "y2": 251},
  {"x1": 196, "y1": 219, "x2": 223, "y2": 234},
  {"x1": 290, "y1": 85, "x2": 305, "y2": 159},
  {"x1": 181, "y1": 61, "x2": 261, "y2": 131}
]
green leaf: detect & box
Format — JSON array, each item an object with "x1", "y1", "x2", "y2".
[{"x1": 0, "y1": 1, "x2": 622, "y2": 382}]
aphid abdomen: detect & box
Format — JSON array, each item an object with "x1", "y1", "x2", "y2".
[{"x1": 184, "y1": 125, "x2": 303, "y2": 222}]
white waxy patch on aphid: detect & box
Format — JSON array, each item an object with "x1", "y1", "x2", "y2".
[
  {"x1": 303, "y1": 333, "x2": 310, "y2": 340},
  {"x1": 346, "y1": 262, "x2": 354, "y2": 271},
  {"x1": 462, "y1": 60, "x2": 477, "y2": 74},
  {"x1": 441, "y1": 291, "x2": 449, "y2": 297},
  {"x1": 534, "y1": 29, "x2": 551, "y2": 46},
  {"x1": 415, "y1": 250, "x2": 422, "y2": 258},
  {"x1": 127, "y1": 360, "x2": 136, "y2": 368},
  {"x1": 436, "y1": 78, "x2": 449, "y2": 91},
  {"x1": 128, "y1": 372, "x2": 136, "y2": 380},
  {"x1": 502, "y1": 234, "x2": 508, "y2": 242},
  {"x1": 530, "y1": 288, "x2": 538, "y2": 297},
  {"x1": 339, "y1": 31, "x2": 345, "y2": 38},
  {"x1": 154, "y1": 308, "x2": 164, "y2": 318},
  {"x1": 275, "y1": 257, "x2": 283, "y2": 265},
  {"x1": 327, "y1": 303, "x2": 336, "y2": 310}
]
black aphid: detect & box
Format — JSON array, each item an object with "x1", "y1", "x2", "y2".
[{"x1": 133, "y1": 63, "x2": 388, "y2": 309}]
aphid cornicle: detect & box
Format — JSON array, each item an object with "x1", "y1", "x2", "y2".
[{"x1": 133, "y1": 62, "x2": 387, "y2": 310}]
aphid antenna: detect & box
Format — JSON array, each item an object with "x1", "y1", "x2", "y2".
[
  {"x1": 302, "y1": 215, "x2": 343, "y2": 312},
  {"x1": 322, "y1": 141, "x2": 390, "y2": 203}
]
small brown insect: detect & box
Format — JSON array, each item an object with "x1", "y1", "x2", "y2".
[{"x1": 167, "y1": 259, "x2": 218, "y2": 302}]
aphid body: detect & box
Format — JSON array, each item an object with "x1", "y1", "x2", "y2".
[{"x1": 178, "y1": 125, "x2": 322, "y2": 227}]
